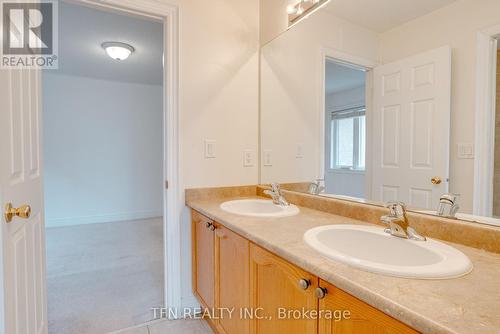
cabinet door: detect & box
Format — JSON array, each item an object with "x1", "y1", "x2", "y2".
[
  {"x1": 318, "y1": 280, "x2": 419, "y2": 334},
  {"x1": 215, "y1": 225, "x2": 250, "y2": 334},
  {"x1": 192, "y1": 210, "x2": 215, "y2": 309},
  {"x1": 249, "y1": 244, "x2": 318, "y2": 334}
]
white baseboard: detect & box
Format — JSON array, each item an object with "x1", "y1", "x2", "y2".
[{"x1": 45, "y1": 210, "x2": 163, "y2": 228}]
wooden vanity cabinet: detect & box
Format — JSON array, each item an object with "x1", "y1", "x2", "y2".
[
  {"x1": 191, "y1": 210, "x2": 419, "y2": 334},
  {"x1": 249, "y1": 243, "x2": 318, "y2": 334},
  {"x1": 318, "y1": 280, "x2": 419, "y2": 334}
]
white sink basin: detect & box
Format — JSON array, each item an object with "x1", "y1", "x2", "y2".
[
  {"x1": 220, "y1": 199, "x2": 299, "y2": 217},
  {"x1": 304, "y1": 224, "x2": 472, "y2": 279}
]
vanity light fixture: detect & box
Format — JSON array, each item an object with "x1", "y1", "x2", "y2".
[
  {"x1": 287, "y1": 0, "x2": 331, "y2": 28},
  {"x1": 102, "y1": 42, "x2": 135, "y2": 61}
]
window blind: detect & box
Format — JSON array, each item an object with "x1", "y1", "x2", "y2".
[{"x1": 330, "y1": 106, "x2": 366, "y2": 120}]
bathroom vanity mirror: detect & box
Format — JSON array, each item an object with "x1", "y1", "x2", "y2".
[{"x1": 259, "y1": 0, "x2": 500, "y2": 226}]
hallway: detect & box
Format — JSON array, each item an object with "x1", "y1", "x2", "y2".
[{"x1": 46, "y1": 218, "x2": 163, "y2": 334}]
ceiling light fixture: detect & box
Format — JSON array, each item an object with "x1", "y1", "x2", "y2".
[
  {"x1": 287, "y1": 0, "x2": 331, "y2": 28},
  {"x1": 102, "y1": 42, "x2": 135, "y2": 61}
]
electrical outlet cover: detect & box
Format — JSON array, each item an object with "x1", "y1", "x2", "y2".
[
  {"x1": 263, "y1": 150, "x2": 272, "y2": 166},
  {"x1": 243, "y1": 150, "x2": 254, "y2": 167}
]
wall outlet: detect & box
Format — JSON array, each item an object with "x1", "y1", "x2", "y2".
[
  {"x1": 243, "y1": 150, "x2": 255, "y2": 167},
  {"x1": 457, "y1": 143, "x2": 474, "y2": 159},
  {"x1": 296, "y1": 143, "x2": 304, "y2": 158},
  {"x1": 263, "y1": 150, "x2": 272, "y2": 166},
  {"x1": 204, "y1": 140, "x2": 216, "y2": 158}
]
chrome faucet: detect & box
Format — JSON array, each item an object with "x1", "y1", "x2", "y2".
[
  {"x1": 380, "y1": 202, "x2": 426, "y2": 241},
  {"x1": 308, "y1": 179, "x2": 325, "y2": 195},
  {"x1": 437, "y1": 194, "x2": 460, "y2": 218},
  {"x1": 264, "y1": 183, "x2": 289, "y2": 207}
]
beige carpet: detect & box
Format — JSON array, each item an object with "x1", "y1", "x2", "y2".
[{"x1": 46, "y1": 218, "x2": 164, "y2": 334}]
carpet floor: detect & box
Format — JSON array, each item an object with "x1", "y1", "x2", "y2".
[{"x1": 46, "y1": 218, "x2": 164, "y2": 334}]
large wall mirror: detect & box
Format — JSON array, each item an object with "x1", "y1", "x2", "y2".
[{"x1": 260, "y1": 0, "x2": 500, "y2": 226}]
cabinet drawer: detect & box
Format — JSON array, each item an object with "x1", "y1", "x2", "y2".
[{"x1": 318, "y1": 280, "x2": 419, "y2": 334}]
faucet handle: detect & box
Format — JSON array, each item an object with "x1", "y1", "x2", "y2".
[
  {"x1": 270, "y1": 183, "x2": 281, "y2": 194},
  {"x1": 385, "y1": 201, "x2": 407, "y2": 216}
]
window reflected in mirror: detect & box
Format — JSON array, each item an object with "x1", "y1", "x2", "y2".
[{"x1": 324, "y1": 60, "x2": 366, "y2": 198}]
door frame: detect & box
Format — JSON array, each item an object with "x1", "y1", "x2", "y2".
[
  {"x1": 58, "y1": 0, "x2": 182, "y2": 313},
  {"x1": 318, "y1": 48, "x2": 377, "y2": 196},
  {"x1": 474, "y1": 25, "x2": 500, "y2": 216}
]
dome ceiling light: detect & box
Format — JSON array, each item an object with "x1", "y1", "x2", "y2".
[{"x1": 102, "y1": 42, "x2": 135, "y2": 61}]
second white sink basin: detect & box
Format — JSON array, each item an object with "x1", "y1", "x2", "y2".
[
  {"x1": 220, "y1": 199, "x2": 299, "y2": 217},
  {"x1": 304, "y1": 224, "x2": 472, "y2": 279}
]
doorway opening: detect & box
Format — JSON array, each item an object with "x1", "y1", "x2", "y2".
[
  {"x1": 43, "y1": 2, "x2": 164, "y2": 333},
  {"x1": 323, "y1": 59, "x2": 368, "y2": 198}
]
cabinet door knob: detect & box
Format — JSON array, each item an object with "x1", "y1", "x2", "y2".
[
  {"x1": 205, "y1": 221, "x2": 212, "y2": 228},
  {"x1": 315, "y1": 287, "x2": 327, "y2": 299},
  {"x1": 209, "y1": 223, "x2": 216, "y2": 231},
  {"x1": 298, "y1": 279, "x2": 311, "y2": 290}
]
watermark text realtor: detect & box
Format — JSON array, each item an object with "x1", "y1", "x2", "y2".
[{"x1": 1, "y1": 0, "x2": 58, "y2": 69}]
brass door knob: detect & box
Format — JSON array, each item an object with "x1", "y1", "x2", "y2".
[
  {"x1": 315, "y1": 287, "x2": 327, "y2": 299},
  {"x1": 298, "y1": 279, "x2": 311, "y2": 290},
  {"x1": 4, "y1": 203, "x2": 31, "y2": 223},
  {"x1": 431, "y1": 177, "x2": 442, "y2": 185}
]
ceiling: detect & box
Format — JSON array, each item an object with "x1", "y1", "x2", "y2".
[
  {"x1": 54, "y1": 1, "x2": 163, "y2": 85},
  {"x1": 323, "y1": 0, "x2": 457, "y2": 33},
  {"x1": 325, "y1": 60, "x2": 365, "y2": 94}
]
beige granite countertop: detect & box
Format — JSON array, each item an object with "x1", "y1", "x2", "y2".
[{"x1": 187, "y1": 195, "x2": 500, "y2": 334}]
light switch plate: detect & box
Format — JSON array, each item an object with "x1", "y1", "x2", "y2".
[
  {"x1": 457, "y1": 143, "x2": 474, "y2": 159},
  {"x1": 243, "y1": 150, "x2": 255, "y2": 167},
  {"x1": 263, "y1": 150, "x2": 272, "y2": 166},
  {"x1": 204, "y1": 140, "x2": 216, "y2": 158}
]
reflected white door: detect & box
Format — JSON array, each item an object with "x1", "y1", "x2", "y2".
[
  {"x1": 371, "y1": 46, "x2": 451, "y2": 210},
  {"x1": 0, "y1": 68, "x2": 48, "y2": 334}
]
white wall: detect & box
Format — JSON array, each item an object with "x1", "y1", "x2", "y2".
[
  {"x1": 173, "y1": 0, "x2": 260, "y2": 309},
  {"x1": 378, "y1": 0, "x2": 500, "y2": 213},
  {"x1": 178, "y1": 0, "x2": 260, "y2": 189},
  {"x1": 43, "y1": 73, "x2": 163, "y2": 228},
  {"x1": 259, "y1": 0, "x2": 293, "y2": 45},
  {"x1": 260, "y1": 9, "x2": 378, "y2": 184},
  {"x1": 324, "y1": 86, "x2": 366, "y2": 198}
]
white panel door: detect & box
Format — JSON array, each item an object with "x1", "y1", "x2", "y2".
[
  {"x1": 0, "y1": 68, "x2": 48, "y2": 333},
  {"x1": 372, "y1": 46, "x2": 451, "y2": 210}
]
